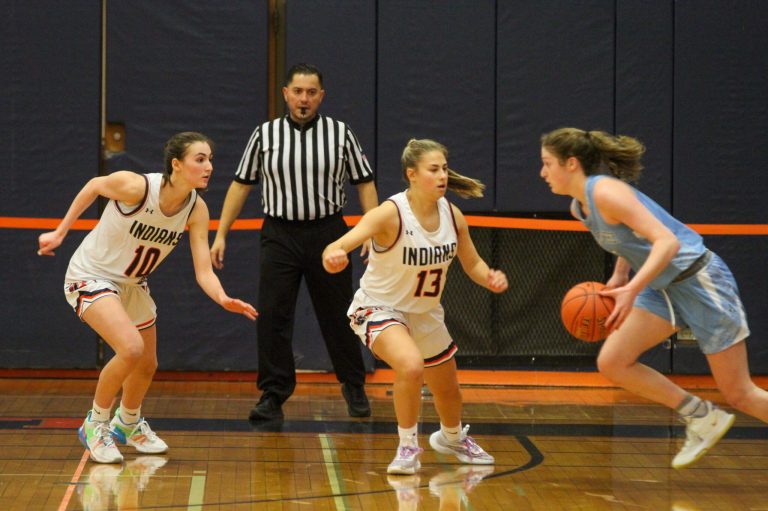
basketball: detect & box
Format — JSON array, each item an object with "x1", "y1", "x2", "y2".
[{"x1": 560, "y1": 281, "x2": 615, "y2": 342}]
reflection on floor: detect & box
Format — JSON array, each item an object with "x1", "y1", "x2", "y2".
[{"x1": 0, "y1": 375, "x2": 766, "y2": 510}]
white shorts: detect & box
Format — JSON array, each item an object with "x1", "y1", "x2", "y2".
[
  {"x1": 64, "y1": 279, "x2": 157, "y2": 330},
  {"x1": 348, "y1": 291, "x2": 457, "y2": 367}
]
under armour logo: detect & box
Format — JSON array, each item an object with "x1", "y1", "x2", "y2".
[
  {"x1": 405, "y1": 229, "x2": 414, "y2": 236},
  {"x1": 145, "y1": 207, "x2": 154, "y2": 214}
]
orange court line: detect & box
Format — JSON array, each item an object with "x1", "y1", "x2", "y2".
[
  {"x1": 3, "y1": 215, "x2": 766, "y2": 234},
  {"x1": 2, "y1": 368, "x2": 766, "y2": 390},
  {"x1": 56, "y1": 450, "x2": 89, "y2": 511}
]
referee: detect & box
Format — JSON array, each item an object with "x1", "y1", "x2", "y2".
[{"x1": 211, "y1": 63, "x2": 379, "y2": 421}]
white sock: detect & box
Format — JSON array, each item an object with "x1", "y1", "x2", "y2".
[
  {"x1": 398, "y1": 425, "x2": 418, "y2": 447},
  {"x1": 441, "y1": 422, "x2": 462, "y2": 444},
  {"x1": 676, "y1": 395, "x2": 708, "y2": 418},
  {"x1": 90, "y1": 401, "x2": 111, "y2": 422},
  {"x1": 119, "y1": 403, "x2": 141, "y2": 425}
]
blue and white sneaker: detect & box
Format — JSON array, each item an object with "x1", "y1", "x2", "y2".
[
  {"x1": 79, "y1": 411, "x2": 123, "y2": 464},
  {"x1": 110, "y1": 409, "x2": 168, "y2": 454}
]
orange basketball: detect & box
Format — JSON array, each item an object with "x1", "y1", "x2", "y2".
[{"x1": 560, "y1": 281, "x2": 615, "y2": 342}]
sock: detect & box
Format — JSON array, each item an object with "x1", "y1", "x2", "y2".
[
  {"x1": 676, "y1": 395, "x2": 708, "y2": 418},
  {"x1": 90, "y1": 401, "x2": 111, "y2": 422},
  {"x1": 398, "y1": 425, "x2": 418, "y2": 447},
  {"x1": 441, "y1": 422, "x2": 462, "y2": 444},
  {"x1": 119, "y1": 403, "x2": 141, "y2": 425}
]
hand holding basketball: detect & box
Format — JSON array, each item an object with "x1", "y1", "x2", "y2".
[{"x1": 561, "y1": 281, "x2": 615, "y2": 342}]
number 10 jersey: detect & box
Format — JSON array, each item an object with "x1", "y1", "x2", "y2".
[{"x1": 66, "y1": 173, "x2": 197, "y2": 285}]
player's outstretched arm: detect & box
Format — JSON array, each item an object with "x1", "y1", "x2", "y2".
[
  {"x1": 322, "y1": 201, "x2": 399, "y2": 273},
  {"x1": 38, "y1": 171, "x2": 146, "y2": 256},
  {"x1": 189, "y1": 197, "x2": 257, "y2": 320},
  {"x1": 453, "y1": 205, "x2": 508, "y2": 293}
]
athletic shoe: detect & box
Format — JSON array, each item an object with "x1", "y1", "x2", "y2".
[
  {"x1": 110, "y1": 410, "x2": 168, "y2": 454},
  {"x1": 249, "y1": 393, "x2": 284, "y2": 421},
  {"x1": 77, "y1": 464, "x2": 122, "y2": 510},
  {"x1": 78, "y1": 411, "x2": 124, "y2": 464},
  {"x1": 671, "y1": 401, "x2": 735, "y2": 469},
  {"x1": 387, "y1": 445, "x2": 424, "y2": 475},
  {"x1": 429, "y1": 425, "x2": 494, "y2": 464},
  {"x1": 342, "y1": 382, "x2": 371, "y2": 417}
]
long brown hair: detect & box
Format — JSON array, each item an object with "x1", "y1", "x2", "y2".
[
  {"x1": 400, "y1": 138, "x2": 485, "y2": 198},
  {"x1": 541, "y1": 127, "x2": 645, "y2": 182}
]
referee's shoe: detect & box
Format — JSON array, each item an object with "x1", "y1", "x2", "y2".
[
  {"x1": 342, "y1": 383, "x2": 371, "y2": 417},
  {"x1": 249, "y1": 393, "x2": 284, "y2": 421}
]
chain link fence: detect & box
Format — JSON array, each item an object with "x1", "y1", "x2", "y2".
[{"x1": 443, "y1": 225, "x2": 611, "y2": 368}]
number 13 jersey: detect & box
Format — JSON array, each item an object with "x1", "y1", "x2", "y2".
[
  {"x1": 66, "y1": 173, "x2": 197, "y2": 285},
  {"x1": 358, "y1": 191, "x2": 458, "y2": 314}
]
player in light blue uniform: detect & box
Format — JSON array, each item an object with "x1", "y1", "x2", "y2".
[{"x1": 540, "y1": 127, "x2": 767, "y2": 469}]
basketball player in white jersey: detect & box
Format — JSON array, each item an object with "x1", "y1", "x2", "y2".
[
  {"x1": 323, "y1": 139, "x2": 508, "y2": 474},
  {"x1": 38, "y1": 132, "x2": 257, "y2": 463}
]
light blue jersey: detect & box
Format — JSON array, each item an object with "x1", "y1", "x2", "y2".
[
  {"x1": 573, "y1": 175, "x2": 706, "y2": 290},
  {"x1": 574, "y1": 175, "x2": 749, "y2": 353}
]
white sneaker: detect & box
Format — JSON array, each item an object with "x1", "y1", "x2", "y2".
[
  {"x1": 387, "y1": 445, "x2": 424, "y2": 475},
  {"x1": 111, "y1": 411, "x2": 169, "y2": 454},
  {"x1": 429, "y1": 425, "x2": 494, "y2": 465},
  {"x1": 671, "y1": 401, "x2": 735, "y2": 469},
  {"x1": 78, "y1": 412, "x2": 124, "y2": 464}
]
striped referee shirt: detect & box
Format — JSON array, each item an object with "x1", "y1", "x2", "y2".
[{"x1": 234, "y1": 114, "x2": 374, "y2": 221}]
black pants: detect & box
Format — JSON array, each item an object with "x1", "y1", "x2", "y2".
[{"x1": 257, "y1": 214, "x2": 366, "y2": 403}]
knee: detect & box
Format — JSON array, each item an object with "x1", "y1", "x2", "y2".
[
  {"x1": 136, "y1": 355, "x2": 158, "y2": 376},
  {"x1": 596, "y1": 349, "x2": 630, "y2": 382},
  {"x1": 395, "y1": 359, "x2": 424, "y2": 384},
  {"x1": 117, "y1": 337, "x2": 145, "y2": 365}
]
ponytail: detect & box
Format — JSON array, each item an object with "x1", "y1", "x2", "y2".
[
  {"x1": 541, "y1": 127, "x2": 645, "y2": 182},
  {"x1": 401, "y1": 138, "x2": 485, "y2": 198}
]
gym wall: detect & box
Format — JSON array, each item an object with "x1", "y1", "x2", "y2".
[{"x1": 2, "y1": 1, "x2": 766, "y2": 372}]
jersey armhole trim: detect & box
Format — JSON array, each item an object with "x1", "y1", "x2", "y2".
[
  {"x1": 115, "y1": 174, "x2": 149, "y2": 217},
  {"x1": 371, "y1": 199, "x2": 402, "y2": 254},
  {"x1": 446, "y1": 199, "x2": 459, "y2": 236}
]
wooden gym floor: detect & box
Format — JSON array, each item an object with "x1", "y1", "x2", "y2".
[{"x1": 1, "y1": 370, "x2": 767, "y2": 511}]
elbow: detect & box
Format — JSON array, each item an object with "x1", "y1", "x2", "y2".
[{"x1": 668, "y1": 236, "x2": 681, "y2": 257}]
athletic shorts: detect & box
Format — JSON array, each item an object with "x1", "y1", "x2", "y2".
[
  {"x1": 634, "y1": 252, "x2": 750, "y2": 354},
  {"x1": 347, "y1": 291, "x2": 457, "y2": 367},
  {"x1": 64, "y1": 279, "x2": 157, "y2": 330}
]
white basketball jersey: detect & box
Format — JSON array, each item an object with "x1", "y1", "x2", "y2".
[
  {"x1": 66, "y1": 173, "x2": 197, "y2": 285},
  {"x1": 359, "y1": 191, "x2": 458, "y2": 313}
]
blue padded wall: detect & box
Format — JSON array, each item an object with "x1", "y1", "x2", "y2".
[
  {"x1": 377, "y1": 0, "x2": 496, "y2": 211},
  {"x1": 672, "y1": 0, "x2": 768, "y2": 372},
  {"x1": 615, "y1": 1, "x2": 673, "y2": 210},
  {"x1": 105, "y1": 1, "x2": 269, "y2": 219},
  {"x1": 496, "y1": 0, "x2": 615, "y2": 213},
  {"x1": 3, "y1": 1, "x2": 766, "y2": 373},
  {"x1": 104, "y1": 1, "x2": 269, "y2": 370},
  {"x1": 2, "y1": 1, "x2": 101, "y2": 368},
  {"x1": 673, "y1": 0, "x2": 768, "y2": 224}
]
